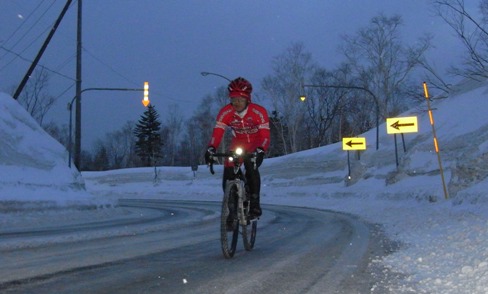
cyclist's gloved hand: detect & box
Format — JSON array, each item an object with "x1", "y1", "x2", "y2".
[
  {"x1": 255, "y1": 147, "x2": 265, "y2": 167},
  {"x1": 205, "y1": 146, "x2": 216, "y2": 165}
]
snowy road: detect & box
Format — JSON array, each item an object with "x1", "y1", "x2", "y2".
[{"x1": 0, "y1": 199, "x2": 392, "y2": 293}]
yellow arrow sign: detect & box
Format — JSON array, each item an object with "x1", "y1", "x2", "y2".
[
  {"x1": 342, "y1": 137, "x2": 366, "y2": 150},
  {"x1": 386, "y1": 116, "x2": 418, "y2": 134}
]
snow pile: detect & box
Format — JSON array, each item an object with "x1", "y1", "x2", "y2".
[{"x1": 0, "y1": 93, "x2": 97, "y2": 207}]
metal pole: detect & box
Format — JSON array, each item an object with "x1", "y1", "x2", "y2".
[
  {"x1": 423, "y1": 82, "x2": 449, "y2": 199},
  {"x1": 347, "y1": 150, "x2": 351, "y2": 179},
  {"x1": 67, "y1": 98, "x2": 75, "y2": 168},
  {"x1": 200, "y1": 71, "x2": 232, "y2": 82},
  {"x1": 401, "y1": 133, "x2": 407, "y2": 153},
  {"x1": 394, "y1": 134, "x2": 399, "y2": 167},
  {"x1": 68, "y1": 106, "x2": 72, "y2": 167},
  {"x1": 74, "y1": 0, "x2": 82, "y2": 169},
  {"x1": 13, "y1": 0, "x2": 73, "y2": 100},
  {"x1": 67, "y1": 87, "x2": 145, "y2": 167},
  {"x1": 67, "y1": 94, "x2": 80, "y2": 168}
]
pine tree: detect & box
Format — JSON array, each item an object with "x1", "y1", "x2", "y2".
[{"x1": 133, "y1": 105, "x2": 163, "y2": 167}]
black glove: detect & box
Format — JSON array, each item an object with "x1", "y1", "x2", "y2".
[
  {"x1": 205, "y1": 146, "x2": 216, "y2": 165},
  {"x1": 255, "y1": 147, "x2": 265, "y2": 167}
]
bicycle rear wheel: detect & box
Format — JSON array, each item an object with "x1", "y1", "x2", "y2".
[{"x1": 221, "y1": 182, "x2": 239, "y2": 258}]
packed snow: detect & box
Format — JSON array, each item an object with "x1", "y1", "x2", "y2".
[{"x1": 2, "y1": 79, "x2": 488, "y2": 293}]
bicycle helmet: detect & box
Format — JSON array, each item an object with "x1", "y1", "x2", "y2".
[{"x1": 228, "y1": 77, "x2": 252, "y2": 101}]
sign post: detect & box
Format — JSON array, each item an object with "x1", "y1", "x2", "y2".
[
  {"x1": 423, "y1": 82, "x2": 449, "y2": 199},
  {"x1": 342, "y1": 137, "x2": 366, "y2": 179},
  {"x1": 386, "y1": 116, "x2": 418, "y2": 166}
]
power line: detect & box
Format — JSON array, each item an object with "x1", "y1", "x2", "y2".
[
  {"x1": 0, "y1": 0, "x2": 49, "y2": 50},
  {"x1": 0, "y1": 46, "x2": 75, "y2": 81},
  {"x1": 82, "y1": 46, "x2": 140, "y2": 87},
  {"x1": 0, "y1": 0, "x2": 58, "y2": 60},
  {"x1": 0, "y1": 24, "x2": 53, "y2": 70},
  {"x1": 54, "y1": 83, "x2": 75, "y2": 101},
  {"x1": 81, "y1": 46, "x2": 191, "y2": 103}
]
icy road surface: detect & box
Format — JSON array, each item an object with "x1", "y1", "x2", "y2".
[{"x1": 0, "y1": 199, "x2": 400, "y2": 293}]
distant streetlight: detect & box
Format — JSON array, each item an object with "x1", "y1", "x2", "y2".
[
  {"x1": 301, "y1": 84, "x2": 380, "y2": 150},
  {"x1": 200, "y1": 71, "x2": 232, "y2": 82},
  {"x1": 142, "y1": 82, "x2": 150, "y2": 107},
  {"x1": 68, "y1": 85, "x2": 148, "y2": 168}
]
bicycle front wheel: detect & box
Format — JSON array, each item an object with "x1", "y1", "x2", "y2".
[
  {"x1": 221, "y1": 182, "x2": 239, "y2": 258},
  {"x1": 242, "y1": 218, "x2": 257, "y2": 251}
]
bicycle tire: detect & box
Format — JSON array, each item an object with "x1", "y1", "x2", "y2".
[
  {"x1": 221, "y1": 182, "x2": 239, "y2": 258},
  {"x1": 242, "y1": 217, "x2": 257, "y2": 251}
]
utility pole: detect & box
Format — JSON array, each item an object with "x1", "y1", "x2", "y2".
[
  {"x1": 13, "y1": 0, "x2": 73, "y2": 100},
  {"x1": 74, "y1": 0, "x2": 82, "y2": 169}
]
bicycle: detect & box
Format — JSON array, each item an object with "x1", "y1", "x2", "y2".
[{"x1": 209, "y1": 147, "x2": 258, "y2": 259}]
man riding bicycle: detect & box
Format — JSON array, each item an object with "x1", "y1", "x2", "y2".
[{"x1": 205, "y1": 77, "x2": 270, "y2": 218}]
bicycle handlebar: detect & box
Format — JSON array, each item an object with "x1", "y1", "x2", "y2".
[{"x1": 208, "y1": 151, "x2": 256, "y2": 175}]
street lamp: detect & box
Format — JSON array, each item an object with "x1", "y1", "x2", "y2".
[
  {"x1": 301, "y1": 84, "x2": 380, "y2": 150},
  {"x1": 200, "y1": 71, "x2": 232, "y2": 82},
  {"x1": 68, "y1": 85, "x2": 148, "y2": 168}
]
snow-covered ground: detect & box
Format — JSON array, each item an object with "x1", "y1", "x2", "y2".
[{"x1": 2, "y1": 78, "x2": 488, "y2": 293}]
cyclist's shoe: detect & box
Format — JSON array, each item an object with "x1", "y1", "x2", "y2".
[
  {"x1": 250, "y1": 204, "x2": 262, "y2": 218},
  {"x1": 250, "y1": 193, "x2": 262, "y2": 218},
  {"x1": 249, "y1": 206, "x2": 263, "y2": 218}
]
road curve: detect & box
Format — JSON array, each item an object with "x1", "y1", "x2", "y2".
[{"x1": 0, "y1": 199, "x2": 394, "y2": 293}]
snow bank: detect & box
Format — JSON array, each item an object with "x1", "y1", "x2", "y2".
[{"x1": 0, "y1": 93, "x2": 99, "y2": 207}]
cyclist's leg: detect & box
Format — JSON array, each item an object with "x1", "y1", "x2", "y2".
[{"x1": 244, "y1": 160, "x2": 262, "y2": 217}]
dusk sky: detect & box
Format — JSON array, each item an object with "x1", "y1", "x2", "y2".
[{"x1": 0, "y1": 0, "x2": 473, "y2": 150}]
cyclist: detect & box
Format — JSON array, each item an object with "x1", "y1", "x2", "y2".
[{"x1": 205, "y1": 77, "x2": 270, "y2": 218}]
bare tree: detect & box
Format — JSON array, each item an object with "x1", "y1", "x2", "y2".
[
  {"x1": 341, "y1": 13, "x2": 431, "y2": 119},
  {"x1": 417, "y1": 56, "x2": 452, "y2": 97},
  {"x1": 16, "y1": 68, "x2": 57, "y2": 126},
  {"x1": 301, "y1": 68, "x2": 348, "y2": 147},
  {"x1": 180, "y1": 86, "x2": 233, "y2": 165},
  {"x1": 43, "y1": 122, "x2": 70, "y2": 149},
  {"x1": 182, "y1": 94, "x2": 217, "y2": 164},
  {"x1": 104, "y1": 121, "x2": 136, "y2": 169},
  {"x1": 92, "y1": 143, "x2": 110, "y2": 171},
  {"x1": 433, "y1": 0, "x2": 488, "y2": 80},
  {"x1": 82, "y1": 121, "x2": 138, "y2": 170},
  {"x1": 161, "y1": 104, "x2": 183, "y2": 166},
  {"x1": 262, "y1": 42, "x2": 318, "y2": 154}
]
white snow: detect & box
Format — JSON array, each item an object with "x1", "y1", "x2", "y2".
[{"x1": 2, "y1": 78, "x2": 488, "y2": 292}]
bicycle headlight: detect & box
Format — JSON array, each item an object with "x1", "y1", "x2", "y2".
[{"x1": 235, "y1": 147, "x2": 243, "y2": 155}]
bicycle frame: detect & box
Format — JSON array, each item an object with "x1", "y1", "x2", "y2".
[
  {"x1": 209, "y1": 147, "x2": 257, "y2": 258},
  {"x1": 211, "y1": 149, "x2": 252, "y2": 224}
]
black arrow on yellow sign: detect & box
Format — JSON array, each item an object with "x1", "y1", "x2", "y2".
[
  {"x1": 346, "y1": 140, "x2": 364, "y2": 148},
  {"x1": 391, "y1": 121, "x2": 415, "y2": 130}
]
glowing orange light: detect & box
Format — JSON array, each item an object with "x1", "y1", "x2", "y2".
[
  {"x1": 423, "y1": 82, "x2": 429, "y2": 99},
  {"x1": 428, "y1": 110, "x2": 434, "y2": 125},
  {"x1": 142, "y1": 81, "x2": 150, "y2": 107}
]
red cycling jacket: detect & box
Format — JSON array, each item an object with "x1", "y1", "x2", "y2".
[{"x1": 208, "y1": 103, "x2": 270, "y2": 153}]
